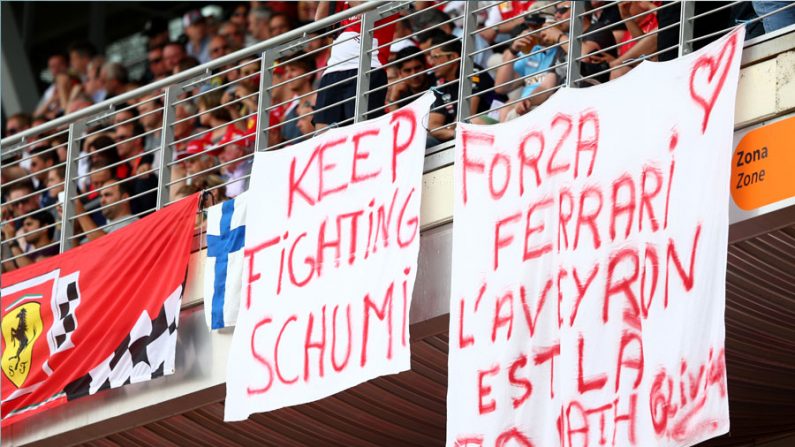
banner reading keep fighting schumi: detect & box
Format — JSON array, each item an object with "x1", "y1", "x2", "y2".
[{"x1": 225, "y1": 93, "x2": 434, "y2": 421}]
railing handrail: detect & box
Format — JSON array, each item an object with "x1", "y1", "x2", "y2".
[{"x1": 0, "y1": 0, "x2": 386, "y2": 149}]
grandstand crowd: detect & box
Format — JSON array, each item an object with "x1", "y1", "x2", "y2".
[{"x1": 2, "y1": 1, "x2": 794, "y2": 272}]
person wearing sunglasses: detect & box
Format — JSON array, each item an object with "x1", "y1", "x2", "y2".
[{"x1": 4, "y1": 113, "x2": 31, "y2": 139}]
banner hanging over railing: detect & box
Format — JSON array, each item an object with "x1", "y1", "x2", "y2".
[
  {"x1": 224, "y1": 93, "x2": 434, "y2": 421},
  {"x1": 448, "y1": 28, "x2": 744, "y2": 447},
  {"x1": 1, "y1": 194, "x2": 198, "y2": 427}
]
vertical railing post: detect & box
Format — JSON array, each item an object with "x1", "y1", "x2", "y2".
[
  {"x1": 456, "y1": 0, "x2": 477, "y2": 124},
  {"x1": 354, "y1": 10, "x2": 376, "y2": 123},
  {"x1": 156, "y1": 86, "x2": 178, "y2": 209},
  {"x1": 255, "y1": 49, "x2": 276, "y2": 152},
  {"x1": 566, "y1": 1, "x2": 586, "y2": 87},
  {"x1": 679, "y1": 0, "x2": 696, "y2": 57},
  {"x1": 60, "y1": 120, "x2": 85, "y2": 252}
]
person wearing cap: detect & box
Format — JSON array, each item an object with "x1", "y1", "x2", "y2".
[{"x1": 184, "y1": 10, "x2": 212, "y2": 64}]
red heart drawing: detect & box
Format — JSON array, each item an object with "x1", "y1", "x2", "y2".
[{"x1": 689, "y1": 32, "x2": 738, "y2": 134}]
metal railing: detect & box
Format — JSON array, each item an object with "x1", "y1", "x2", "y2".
[{"x1": 2, "y1": 1, "x2": 794, "y2": 271}]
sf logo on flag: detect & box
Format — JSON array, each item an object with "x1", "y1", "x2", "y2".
[
  {"x1": 2, "y1": 303, "x2": 43, "y2": 387},
  {"x1": 1, "y1": 269, "x2": 81, "y2": 393}
]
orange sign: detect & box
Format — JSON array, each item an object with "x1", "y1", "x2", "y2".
[{"x1": 731, "y1": 116, "x2": 795, "y2": 210}]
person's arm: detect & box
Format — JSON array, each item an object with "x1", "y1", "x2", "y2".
[
  {"x1": 2, "y1": 222, "x2": 32, "y2": 269},
  {"x1": 495, "y1": 33, "x2": 539, "y2": 94},
  {"x1": 73, "y1": 198, "x2": 107, "y2": 241},
  {"x1": 610, "y1": 32, "x2": 657, "y2": 68},
  {"x1": 540, "y1": 27, "x2": 569, "y2": 54},
  {"x1": 469, "y1": 95, "x2": 482, "y2": 119},
  {"x1": 494, "y1": 49, "x2": 520, "y2": 95},
  {"x1": 428, "y1": 112, "x2": 455, "y2": 141}
]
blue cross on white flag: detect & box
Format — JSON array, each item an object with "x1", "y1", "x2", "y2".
[{"x1": 204, "y1": 192, "x2": 247, "y2": 330}]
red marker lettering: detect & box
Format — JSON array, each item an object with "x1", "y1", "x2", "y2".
[{"x1": 351, "y1": 128, "x2": 381, "y2": 183}]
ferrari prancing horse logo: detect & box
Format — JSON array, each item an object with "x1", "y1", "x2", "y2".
[{"x1": 2, "y1": 301, "x2": 43, "y2": 388}]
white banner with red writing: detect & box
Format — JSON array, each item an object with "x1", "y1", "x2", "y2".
[
  {"x1": 448, "y1": 28, "x2": 744, "y2": 447},
  {"x1": 1, "y1": 194, "x2": 198, "y2": 426},
  {"x1": 225, "y1": 93, "x2": 434, "y2": 421}
]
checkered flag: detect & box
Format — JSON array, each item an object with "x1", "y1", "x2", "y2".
[
  {"x1": 64, "y1": 286, "x2": 182, "y2": 400},
  {"x1": 48, "y1": 272, "x2": 81, "y2": 354}
]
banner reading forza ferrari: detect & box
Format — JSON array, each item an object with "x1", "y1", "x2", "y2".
[
  {"x1": 448, "y1": 29, "x2": 744, "y2": 446},
  {"x1": 1, "y1": 194, "x2": 199, "y2": 426}
]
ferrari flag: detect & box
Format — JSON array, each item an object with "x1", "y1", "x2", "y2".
[{"x1": 1, "y1": 193, "x2": 199, "y2": 426}]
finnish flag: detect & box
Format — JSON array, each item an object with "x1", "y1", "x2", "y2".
[{"x1": 204, "y1": 192, "x2": 247, "y2": 330}]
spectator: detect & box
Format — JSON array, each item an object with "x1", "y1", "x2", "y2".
[
  {"x1": 6, "y1": 179, "x2": 40, "y2": 233},
  {"x1": 84, "y1": 56, "x2": 107, "y2": 103},
  {"x1": 74, "y1": 178, "x2": 138, "y2": 241},
  {"x1": 173, "y1": 101, "x2": 202, "y2": 155},
  {"x1": 480, "y1": 1, "x2": 533, "y2": 45},
  {"x1": 198, "y1": 91, "x2": 235, "y2": 146},
  {"x1": 143, "y1": 17, "x2": 171, "y2": 51},
  {"x1": 217, "y1": 131, "x2": 252, "y2": 198},
  {"x1": 390, "y1": 15, "x2": 416, "y2": 53},
  {"x1": 270, "y1": 13, "x2": 293, "y2": 37},
  {"x1": 136, "y1": 92, "x2": 164, "y2": 151},
  {"x1": 314, "y1": 1, "x2": 398, "y2": 128},
  {"x1": 219, "y1": 21, "x2": 246, "y2": 50},
  {"x1": 47, "y1": 166, "x2": 66, "y2": 201},
  {"x1": 146, "y1": 45, "x2": 169, "y2": 81},
  {"x1": 2, "y1": 210, "x2": 58, "y2": 270},
  {"x1": 526, "y1": 3, "x2": 618, "y2": 106},
  {"x1": 297, "y1": 1, "x2": 318, "y2": 24},
  {"x1": 603, "y1": 1, "x2": 659, "y2": 80},
  {"x1": 65, "y1": 94, "x2": 94, "y2": 114},
  {"x1": 3, "y1": 179, "x2": 41, "y2": 264},
  {"x1": 295, "y1": 100, "x2": 316, "y2": 137},
  {"x1": 85, "y1": 134, "x2": 129, "y2": 186},
  {"x1": 163, "y1": 41, "x2": 187, "y2": 74},
  {"x1": 414, "y1": 8, "x2": 493, "y2": 67},
  {"x1": 4, "y1": 112, "x2": 31, "y2": 138},
  {"x1": 21, "y1": 211, "x2": 58, "y2": 262},
  {"x1": 230, "y1": 3, "x2": 250, "y2": 38},
  {"x1": 67, "y1": 40, "x2": 97, "y2": 82},
  {"x1": 29, "y1": 144, "x2": 58, "y2": 193},
  {"x1": 99, "y1": 180, "x2": 139, "y2": 232},
  {"x1": 209, "y1": 35, "x2": 232, "y2": 61},
  {"x1": 35, "y1": 54, "x2": 70, "y2": 118},
  {"x1": 387, "y1": 46, "x2": 435, "y2": 112},
  {"x1": 175, "y1": 56, "x2": 201, "y2": 74},
  {"x1": 100, "y1": 62, "x2": 129, "y2": 98},
  {"x1": 589, "y1": 1, "x2": 628, "y2": 44},
  {"x1": 280, "y1": 52, "x2": 316, "y2": 142},
  {"x1": 248, "y1": 6, "x2": 273, "y2": 43},
  {"x1": 494, "y1": 21, "x2": 559, "y2": 121},
  {"x1": 428, "y1": 35, "x2": 495, "y2": 142},
  {"x1": 184, "y1": 10, "x2": 212, "y2": 64},
  {"x1": 113, "y1": 122, "x2": 158, "y2": 215}
]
